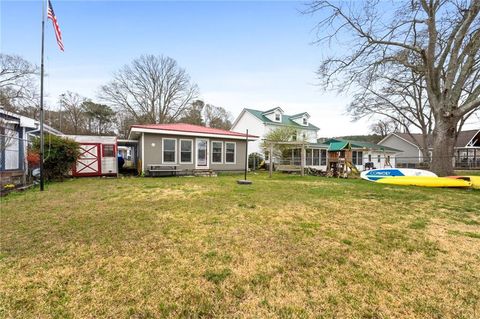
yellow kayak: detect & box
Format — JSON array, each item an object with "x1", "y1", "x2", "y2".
[
  {"x1": 377, "y1": 176, "x2": 472, "y2": 188},
  {"x1": 448, "y1": 176, "x2": 480, "y2": 189}
]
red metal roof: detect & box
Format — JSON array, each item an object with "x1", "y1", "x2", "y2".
[{"x1": 130, "y1": 123, "x2": 257, "y2": 138}]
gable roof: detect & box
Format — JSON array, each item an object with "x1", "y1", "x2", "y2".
[
  {"x1": 324, "y1": 138, "x2": 401, "y2": 152},
  {"x1": 328, "y1": 141, "x2": 350, "y2": 151},
  {"x1": 383, "y1": 130, "x2": 480, "y2": 148},
  {"x1": 262, "y1": 107, "x2": 284, "y2": 115},
  {"x1": 242, "y1": 108, "x2": 320, "y2": 130},
  {"x1": 128, "y1": 123, "x2": 258, "y2": 140},
  {"x1": 290, "y1": 112, "x2": 310, "y2": 119}
]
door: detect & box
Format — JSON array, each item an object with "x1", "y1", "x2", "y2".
[
  {"x1": 196, "y1": 138, "x2": 209, "y2": 169},
  {"x1": 73, "y1": 143, "x2": 102, "y2": 176}
]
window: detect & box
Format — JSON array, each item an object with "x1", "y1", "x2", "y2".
[
  {"x1": 275, "y1": 113, "x2": 281, "y2": 121},
  {"x1": 313, "y1": 149, "x2": 320, "y2": 165},
  {"x1": 180, "y1": 139, "x2": 192, "y2": 163},
  {"x1": 377, "y1": 154, "x2": 381, "y2": 163},
  {"x1": 321, "y1": 149, "x2": 327, "y2": 165},
  {"x1": 357, "y1": 151, "x2": 363, "y2": 165},
  {"x1": 352, "y1": 151, "x2": 363, "y2": 165},
  {"x1": 212, "y1": 141, "x2": 223, "y2": 163},
  {"x1": 303, "y1": 117, "x2": 307, "y2": 125},
  {"x1": 103, "y1": 144, "x2": 115, "y2": 157},
  {"x1": 368, "y1": 154, "x2": 372, "y2": 162},
  {"x1": 225, "y1": 142, "x2": 236, "y2": 163},
  {"x1": 306, "y1": 149, "x2": 313, "y2": 166},
  {"x1": 162, "y1": 138, "x2": 176, "y2": 163}
]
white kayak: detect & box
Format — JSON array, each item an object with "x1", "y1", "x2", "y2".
[{"x1": 361, "y1": 168, "x2": 437, "y2": 182}]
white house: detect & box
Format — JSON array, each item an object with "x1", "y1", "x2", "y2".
[{"x1": 231, "y1": 107, "x2": 320, "y2": 155}]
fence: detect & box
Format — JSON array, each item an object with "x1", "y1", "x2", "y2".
[{"x1": 273, "y1": 154, "x2": 480, "y2": 170}]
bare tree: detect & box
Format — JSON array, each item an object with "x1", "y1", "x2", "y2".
[
  {"x1": 0, "y1": 54, "x2": 38, "y2": 111},
  {"x1": 100, "y1": 55, "x2": 198, "y2": 124},
  {"x1": 369, "y1": 119, "x2": 401, "y2": 138},
  {"x1": 349, "y1": 69, "x2": 434, "y2": 160},
  {"x1": 203, "y1": 104, "x2": 232, "y2": 130},
  {"x1": 59, "y1": 91, "x2": 86, "y2": 134},
  {"x1": 307, "y1": 0, "x2": 480, "y2": 175}
]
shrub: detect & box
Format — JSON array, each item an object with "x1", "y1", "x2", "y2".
[
  {"x1": 32, "y1": 135, "x2": 80, "y2": 180},
  {"x1": 248, "y1": 152, "x2": 264, "y2": 170},
  {"x1": 26, "y1": 150, "x2": 40, "y2": 167}
]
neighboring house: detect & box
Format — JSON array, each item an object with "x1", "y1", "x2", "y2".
[
  {"x1": 0, "y1": 108, "x2": 62, "y2": 186},
  {"x1": 127, "y1": 123, "x2": 257, "y2": 175},
  {"x1": 280, "y1": 138, "x2": 400, "y2": 172},
  {"x1": 231, "y1": 107, "x2": 320, "y2": 155},
  {"x1": 379, "y1": 130, "x2": 480, "y2": 168},
  {"x1": 323, "y1": 139, "x2": 400, "y2": 170}
]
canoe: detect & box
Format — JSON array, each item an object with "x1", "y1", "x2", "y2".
[
  {"x1": 361, "y1": 168, "x2": 437, "y2": 181},
  {"x1": 447, "y1": 176, "x2": 480, "y2": 189},
  {"x1": 376, "y1": 176, "x2": 472, "y2": 188}
]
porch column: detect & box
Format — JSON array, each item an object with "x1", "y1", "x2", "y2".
[
  {"x1": 269, "y1": 143, "x2": 274, "y2": 178},
  {"x1": 301, "y1": 144, "x2": 305, "y2": 176}
]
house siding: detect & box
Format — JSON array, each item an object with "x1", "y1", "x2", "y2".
[
  {"x1": 231, "y1": 111, "x2": 265, "y2": 155},
  {"x1": 378, "y1": 135, "x2": 420, "y2": 164},
  {"x1": 142, "y1": 133, "x2": 247, "y2": 173}
]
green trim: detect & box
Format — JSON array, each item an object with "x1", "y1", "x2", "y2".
[
  {"x1": 328, "y1": 141, "x2": 350, "y2": 151},
  {"x1": 323, "y1": 138, "x2": 401, "y2": 152},
  {"x1": 244, "y1": 108, "x2": 319, "y2": 130}
]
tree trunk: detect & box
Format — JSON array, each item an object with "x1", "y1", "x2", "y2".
[{"x1": 430, "y1": 116, "x2": 457, "y2": 176}]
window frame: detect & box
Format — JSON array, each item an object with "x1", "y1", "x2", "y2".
[
  {"x1": 225, "y1": 142, "x2": 236, "y2": 164},
  {"x1": 321, "y1": 149, "x2": 327, "y2": 166},
  {"x1": 274, "y1": 113, "x2": 281, "y2": 121},
  {"x1": 306, "y1": 148, "x2": 313, "y2": 166},
  {"x1": 162, "y1": 138, "x2": 177, "y2": 164},
  {"x1": 102, "y1": 144, "x2": 116, "y2": 158},
  {"x1": 179, "y1": 139, "x2": 193, "y2": 164},
  {"x1": 312, "y1": 149, "x2": 320, "y2": 166},
  {"x1": 211, "y1": 141, "x2": 223, "y2": 164}
]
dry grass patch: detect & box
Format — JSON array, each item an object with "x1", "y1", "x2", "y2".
[{"x1": 1, "y1": 173, "x2": 479, "y2": 318}]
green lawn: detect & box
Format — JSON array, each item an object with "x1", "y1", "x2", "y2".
[{"x1": 1, "y1": 173, "x2": 479, "y2": 318}]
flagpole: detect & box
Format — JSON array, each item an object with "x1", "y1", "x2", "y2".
[{"x1": 39, "y1": 0, "x2": 46, "y2": 191}]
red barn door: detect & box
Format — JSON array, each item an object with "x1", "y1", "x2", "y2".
[{"x1": 73, "y1": 143, "x2": 102, "y2": 177}]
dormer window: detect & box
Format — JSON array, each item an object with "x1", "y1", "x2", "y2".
[
  {"x1": 302, "y1": 117, "x2": 308, "y2": 125},
  {"x1": 275, "y1": 113, "x2": 281, "y2": 121}
]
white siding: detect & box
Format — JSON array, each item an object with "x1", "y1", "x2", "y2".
[{"x1": 231, "y1": 111, "x2": 265, "y2": 154}]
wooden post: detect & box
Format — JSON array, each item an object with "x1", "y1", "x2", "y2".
[
  {"x1": 301, "y1": 144, "x2": 305, "y2": 176},
  {"x1": 269, "y1": 143, "x2": 273, "y2": 178}
]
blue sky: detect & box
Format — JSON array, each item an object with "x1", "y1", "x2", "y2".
[{"x1": 1, "y1": 0, "x2": 372, "y2": 136}]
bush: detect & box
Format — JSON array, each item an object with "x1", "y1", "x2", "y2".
[
  {"x1": 32, "y1": 135, "x2": 80, "y2": 180},
  {"x1": 248, "y1": 152, "x2": 264, "y2": 170}
]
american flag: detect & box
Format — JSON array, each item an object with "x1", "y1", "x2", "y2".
[{"x1": 47, "y1": 0, "x2": 64, "y2": 51}]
